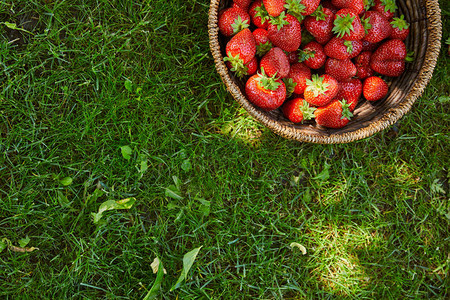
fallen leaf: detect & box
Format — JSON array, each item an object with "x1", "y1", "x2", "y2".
[
  {"x1": 170, "y1": 246, "x2": 203, "y2": 291},
  {"x1": 290, "y1": 242, "x2": 307, "y2": 255},
  {"x1": 150, "y1": 257, "x2": 167, "y2": 274}
]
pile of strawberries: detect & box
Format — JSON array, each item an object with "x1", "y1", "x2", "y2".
[{"x1": 219, "y1": 0, "x2": 412, "y2": 128}]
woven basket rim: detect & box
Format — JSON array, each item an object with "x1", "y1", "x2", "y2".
[{"x1": 208, "y1": 0, "x2": 443, "y2": 144}]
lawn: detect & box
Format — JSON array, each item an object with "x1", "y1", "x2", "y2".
[{"x1": 0, "y1": 0, "x2": 449, "y2": 299}]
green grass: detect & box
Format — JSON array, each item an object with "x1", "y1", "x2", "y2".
[{"x1": 0, "y1": 0, "x2": 449, "y2": 299}]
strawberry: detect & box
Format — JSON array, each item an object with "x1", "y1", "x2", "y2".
[
  {"x1": 361, "y1": 39, "x2": 379, "y2": 51},
  {"x1": 314, "y1": 99, "x2": 353, "y2": 128},
  {"x1": 304, "y1": 74, "x2": 339, "y2": 106},
  {"x1": 253, "y1": 28, "x2": 273, "y2": 56},
  {"x1": 321, "y1": 0, "x2": 339, "y2": 14},
  {"x1": 389, "y1": 15, "x2": 410, "y2": 40},
  {"x1": 249, "y1": 0, "x2": 271, "y2": 29},
  {"x1": 331, "y1": 0, "x2": 365, "y2": 15},
  {"x1": 268, "y1": 12, "x2": 302, "y2": 52},
  {"x1": 325, "y1": 58, "x2": 357, "y2": 82},
  {"x1": 299, "y1": 41, "x2": 326, "y2": 69},
  {"x1": 332, "y1": 9, "x2": 366, "y2": 41},
  {"x1": 282, "y1": 98, "x2": 317, "y2": 123},
  {"x1": 233, "y1": 0, "x2": 253, "y2": 11},
  {"x1": 260, "y1": 47, "x2": 291, "y2": 78},
  {"x1": 363, "y1": 76, "x2": 388, "y2": 101},
  {"x1": 224, "y1": 28, "x2": 256, "y2": 75},
  {"x1": 324, "y1": 37, "x2": 362, "y2": 60},
  {"x1": 286, "y1": 51, "x2": 299, "y2": 64},
  {"x1": 361, "y1": 11, "x2": 392, "y2": 43},
  {"x1": 304, "y1": 7, "x2": 335, "y2": 45},
  {"x1": 245, "y1": 68, "x2": 287, "y2": 111},
  {"x1": 263, "y1": 0, "x2": 287, "y2": 17},
  {"x1": 370, "y1": 39, "x2": 407, "y2": 77},
  {"x1": 354, "y1": 51, "x2": 375, "y2": 79},
  {"x1": 335, "y1": 78, "x2": 362, "y2": 111},
  {"x1": 284, "y1": 0, "x2": 321, "y2": 21},
  {"x1": 372, "y1": 0, "x2": 397, "y2": 20},
  {"x1": 226, "y1": 56, "x2": 258, "y2": 77},
  {"x1": 218, "y1": 7, "x2": 251, "y2": 37},
  {"x1": 287, "y1": 62, "x2": 312, "y2": 95}
]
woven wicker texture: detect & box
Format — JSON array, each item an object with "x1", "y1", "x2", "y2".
[{"x1": 208, "y1": 0, "x2": 442, "y2": 144}]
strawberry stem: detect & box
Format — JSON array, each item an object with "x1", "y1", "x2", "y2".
[
  {"x1": 231, "y1": 16, "x2": 249, "y2": 35},
  {"x1": 305, "y1": 74, "x2": 330, "y2": 97},
  {"x1": 299, "y1": 100, "x2": 316, "y2": 122},
  {"x1": 284, "y1": 0, "x2": 306, "y2": 22},
  {"x1": 269, "y1": 12, "x2": 289, "y2": 31},
  {"x1": 283, "y1": 78, "x2": 297, "y2": 98},
  {"x1": 257, "y1": 68, "x2": 282, "y2": 91},
  {"x1": 390, "y1": 15, "x2": 409, "y2": 30},
  {"x1": 339, "y1": 100, "x2": 353, "y2": 120},
  {"x1": 332, "y1": 14, "x2": 356, "y2": 39}
]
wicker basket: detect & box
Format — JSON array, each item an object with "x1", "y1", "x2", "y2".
[{"x1": 208, "y1": 0, "x2": 442, "y2": 144}]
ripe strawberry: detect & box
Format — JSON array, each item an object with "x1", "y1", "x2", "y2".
[
  {"x1": 372, "y1": 0, "x2": 397, "y2": 20},
  {"x1": 218, "y1": 7, "x2": 251, "y2": 37},
  {"x1": 245, "y1": 69, "x2": 287, "y2": 111},
  {"x1": 314, "y1": 99, "x2": 353, "y2": 128},
  {"x1": 361, "y1": 39, "x2": 379, "y2": 51},
  {"x1": 304, "y1": 74, "x2": 339, "y2": 106},
  {"x1": 224, "y1": 28, "x2": 256, "y2": 74},
  {"x1": 282, "y1": 98, "x2": 317, "y2": 123},
  {"x1": 370, "y1": 39, "x2": 407, "y2": 77},
  {"x1": 304, "y1": 7, "x2": 335, "y2": 45},
  {"x1": 249, "y1": 0, "x2": 271, "y2": 29},
  {"x1": 286, "y1": 51, "x2": 299, "y2": 64},
  {"x1": 268, "y1": 13, "x2": 302, "y2": 52},
  {"x1": 361, "y1": 11, "x2": 392, "y2": 43},
  {"x1": 233, "y1": 0, "x2": 252, "y2": 11},
  {"x1": 321, "y1": 0, "x2": 339, "y2": 14},
  {"x1": 226, "y1": 56, "x2": 258, "y2": 77},
  {"x1": 284, "y1": 0, "x2": 321, "y2": 21},
  {"x1": 325, "y1": 58, "x2": 357, "y2": 82},
  {"x1": 263, "y1": 0, "x2": 287, "y2": 17},
  {"x1": 389, "y1": 15, "x2": 410, "y2": 40},
  {"x1": 332, "y1": 9, "x2": 366, "y2": 41},
  {"x1": 287, "y1": 62, "x2": 312, "y2": 95},
  {"x1": 260, "y1": 47, "x2": 291, "y2": 78},
  {"x1": 335, "y1": 78, "x2": 362, "y2": 111},
  {"x1": 299, "y1": 41, "x2": 326, "y2": 69},
  {"x1": 354, "y1": 51, "x2": 375, "y2": 79},
  {"x1": 363, "y1": 76, "x2": 388, "y2": 101},
  {"x1": 324, "y1": 37, "x2": 362, "y2": 60},
  {"x1": 331, "y1": 0, "x2": 365, "y2": 15},
  {"x1": 253, "y1": 28, "x2": 273, "y2": 56}
]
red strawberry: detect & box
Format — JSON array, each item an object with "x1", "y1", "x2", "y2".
[
  {"x1": 331, "y1": 0, "x2": 365, "y2": 15},
  {"x1": 284, "y1": 0, "x2": 321, "y2": 20},
  {"x1": 363, "y1": 76, "x2": 388, "y2": 101},
  {"x1": 218, "y1": 7, "x2": 251, "y2": 37},
  {"x1": 287, "y1": 62, "x2": 312, "y2": 95},
  {"x1": 249, "y1": 0, "x2": 271, "y2": 29},
  {"x1": 321, "y1": 0, "x2": 339, "y2": 14},
  {"x1": 260, "y1": 47, "x2": 291, "y2": 78},
  {"x1": 253, "y1": 28, "x2": 273, "y2": 56},
  {"x1": 263, "y1": 0, "x2": 287, "y2": 17},
  {"x1": 389, "y1": 15, "x2": 410, "y2": 40},
  {"x1": 286, "y1": 51, "x2": 299, "y2": 64},
  {"x1": 304, "y1": 74, "x2": 339, "y2": 106},
  {"x1": 245, "y1": 69, "x2": 287, "y2": 111},
  {"x1": 304, "y1": 7, "x2": 335, "y2": 45},
  {"x1": 324, "y1": 37, "x2": 362, "y2": 60},
  {"x1": 335, "y1": 78, "x2": 362, "y2": 111},
  {"x1": 361, "y1": 11, "x2": 392, "y2": 43},
  {"x1": 370, "y1": 39, "x2": 407, "y2": 77},
  {"x1": 354, "y1": 51, "x2": 375, "y2": 79},
  {"x1": 325, "y1": 58, "x2": 357, "y2": 82},
  {"x1": 372, "y1": 0, "x2": 397, "y2": 20},
  {"x1": 233, "y1": 0, "x2": 252, "y2": 11},
  {"x1": 314, "y1": 99, "x2": 353, "y2": 128},
  {"x1": 332, "y1": 9, "x2": 366, "y2": 41},
  {"x1": 224, "y1": 28, "x2": 256, "y2": 74},
  {"x1": 226, "y1": 56, "x2": 258, "y2": 77},
  {"x1": 282, "y1": 98, "x2": 317, "y2": 123},
  {"x1": 299, "y1": 41, "x2": 326, "y2": 69},
  {"x1": 361, "y1": 39, "x2": 379, "y2": 51},
  {"x1": 268, "y1": 13, "x2": 302, "y2": 52}
]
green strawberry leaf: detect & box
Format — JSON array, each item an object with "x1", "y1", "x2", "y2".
[{"x1": 332, "y1": 14, "x2": 356, "y2": 39}]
